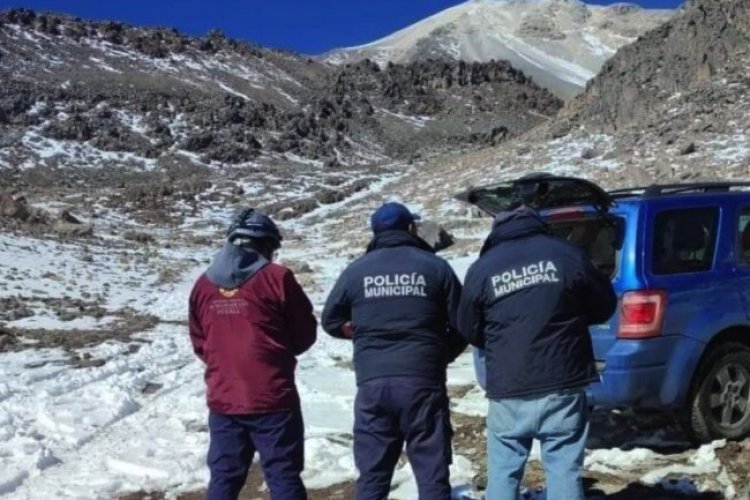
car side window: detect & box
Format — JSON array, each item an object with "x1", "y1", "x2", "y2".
[
  {"x1": 738, "y1": 208, "x2": 750, "y2": 265},
  {"x1": 652, "y1": 207, "x2": 719, "y2": 275}
]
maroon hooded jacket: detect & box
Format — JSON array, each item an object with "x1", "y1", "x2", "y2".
[{"x1": 189, "y1": 245, "x2": 317, "y2": 414}]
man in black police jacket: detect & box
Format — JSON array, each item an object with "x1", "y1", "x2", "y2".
[
  {"x1": 458, "y1": 206, "x2": 616, "y2": 500},
  {"x1": 322, "y1": 202, "x2": 466, "y2": 500}
]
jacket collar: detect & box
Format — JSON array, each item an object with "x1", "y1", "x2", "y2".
[
  {"x1": 366, "y1": 230, "x2": 435, "y2": 254},
  {"x1": 480, "y1": 208, "x2": 549, "y2": 255}
]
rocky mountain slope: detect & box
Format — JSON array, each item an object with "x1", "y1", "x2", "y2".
[
  {"x1": 323, "y1": 0, "x2": 673, "y2": 99},
  {"x1": 573, "y1": 0, "x2": 750, "y2": 133},
  {"x1": 392, "y1": 0, "x2": 750, "y2": 206},
  {"x1": 0, "y1": 8, "x2": 560, "y2": 190}
]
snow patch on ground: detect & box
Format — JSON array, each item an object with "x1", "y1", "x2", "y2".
[
  {"x1": 377, "y1": 108, "x2": 434, "y2": 128},
  {"x1": 497, "y1": 33, "x2": 595, "y2": 87},
  {"x1": 530, "y1": 134, "x2": 619, "y2": 176},
  {"x1": 89, "y1": 57, "x2": 122, "y2": 74},
  {"x1": 216, "y1": 82, "x2": 253, "y2": 101},
  {"x1": 20, "y1": 130, "x2": 158, "y2": 171},
  {"x1": 586, "y1": 447, "x2": 661, "y2": 473},
  {"x1": 640, "y1": 441, "x2": 725, "y2": 486},
  {"x1": 708, "y1": 133, "x2": 750, "y2": 164},
  {"x1": 581, "y1": 32, "x2": 617, "y2": 58},
  {"x1": 8, "y1": 314, "x2": 119, "y2": 331}
]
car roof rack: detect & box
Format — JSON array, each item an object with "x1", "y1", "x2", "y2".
[{"x1": 609, "y1": 181, "x2": 750, "y2": 198}]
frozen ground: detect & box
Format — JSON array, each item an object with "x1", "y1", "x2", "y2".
[
  {"x1": 0, "y1": 171, "x2": 478, "y2": 499},
  {"x1": 1, "y1": 167, "x2": 749, "y2": 500}
]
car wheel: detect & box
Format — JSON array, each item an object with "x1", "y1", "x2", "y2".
[{"x1": 686, "y1": 342, "x2": 750, "y2": 442}]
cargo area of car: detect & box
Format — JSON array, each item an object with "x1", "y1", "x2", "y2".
[{"x1": 546, "y1": 214, "x2": 621, "y2": 279}]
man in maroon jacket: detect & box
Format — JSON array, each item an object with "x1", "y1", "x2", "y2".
[{"x1": 189, "y1": 208, "x2": 317, "y2": 500}]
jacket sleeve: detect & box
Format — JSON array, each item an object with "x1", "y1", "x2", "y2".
[
  {"x1": 444, "y1": 265, "x2": 469, "y2": 362},
  {"x1": 282, "y1": 270, "x2": 318, "y2": 355},
  {"x1": 580, "y1": 253, "x2": 618, "y2": 325},
  {"x1": 457, "y1": 263, "x2": 487, "y2": 348},
  {"x1": 188, "y1": 282, "x2": 206, "y2": 363},
  {"x1": 321, "y1": 271, "x2": 352, "y2": 339},
  {"x1": 473, "y1": 347, "x2": 487, "y2": 390}
]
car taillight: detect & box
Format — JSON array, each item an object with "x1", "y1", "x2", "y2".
[{"x1": 617, "y1": 290, "x2": 668, "y2": 339}]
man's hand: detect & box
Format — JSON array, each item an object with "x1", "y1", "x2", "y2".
[{"x1": 341, "y1": 322, "x2": 355, "y2": 339}]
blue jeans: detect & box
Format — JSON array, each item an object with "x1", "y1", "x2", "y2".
[
  {"x1": 486, "y1": 389, "x2": 588, "y2": 500},
  {"x1": 207, "y1": 411, "x2": 307, "y2": 500}
]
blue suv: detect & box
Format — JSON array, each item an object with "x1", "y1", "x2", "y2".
[{"x1": 459, "y1": 175, "x2": 750, "y2": 441}]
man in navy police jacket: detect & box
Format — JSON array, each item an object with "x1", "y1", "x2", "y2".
[
  {"x1": 322, "y1": 202, "x2": 466, "y2": 500},
  {"x1": 458, "y1": 206, "x2": 616, "y2": 500}
]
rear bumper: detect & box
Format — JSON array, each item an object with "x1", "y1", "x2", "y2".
[{"x1": 587, "y1": 335, "x2": 704, "y2": 409}]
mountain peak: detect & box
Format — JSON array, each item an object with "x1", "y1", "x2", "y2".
[{"x1": 323, "y1": 0, "x2": 673, "y2": 99}]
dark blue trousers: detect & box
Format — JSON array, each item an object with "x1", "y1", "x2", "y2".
[
  {"x1": 354, "y1": 376, "x2": 453, "y2": 500},
  {"x1": 206, "y1": 410, "x2": 307, "y2": 500}
]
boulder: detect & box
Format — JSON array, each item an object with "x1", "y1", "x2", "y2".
[
  {"x1": 0, "y1": 193, "x2": 31, "y2": 221},
  {"x1": 59, "y1": 209, "x2": 83, "y2": 224},
  {"x1": 680, "y1": 142, "x2": 698, "y2": 156},
  {"x1": 54, "y1": 220, "x2": 93, "y2": 238},
  {"x1": 0, "y1": 325, "x2": 17, "y2": 352},
  {"x1": 53, "y1": 209, "x2": 93, "y2": 237}
]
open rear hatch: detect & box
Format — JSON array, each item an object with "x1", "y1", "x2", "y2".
[
  {"x1": 456, "y1": 174, "x2": 620, "y2": 278},
  {"x1": 455, "y1": 173, "x2": 614, "y2": 216},
  {"x1": 456, "y1": 173, "x2": 624, "y2": 278},
  {"x1": 457, "y1": 174, "x2": 622, "y2": 363}
]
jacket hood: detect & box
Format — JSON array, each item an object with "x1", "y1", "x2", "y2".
[
  {"x1": 206, "y1": 243, "x2": 269, "y2": 289},
  {"x1": 366, "y1": 230, "x2": 435, "y2": 254},
  {"x1": 480, "y1": 207, "x2": 549, "y2": 255}
]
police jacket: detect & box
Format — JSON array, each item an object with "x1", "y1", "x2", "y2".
[
  {"x1": 322, "y1": 230, "x2": 467, "y2": 385},
  {"x1": 457, "y1": 209, "x2": 617, "y2": 400}
]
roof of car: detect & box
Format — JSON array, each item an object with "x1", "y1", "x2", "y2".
[{"x1": 609, "y1": 182, "x2": 750, "y2": 200}]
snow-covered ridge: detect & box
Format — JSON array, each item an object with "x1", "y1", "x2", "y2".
[
  {"x1": 0, "y1": 8, "x2": 561, "y2": 174},
  {"x1": 0, "y1": 15, "x2": 309, "y2": 111},
  {"x1": 323, "y1": 0, "x2": 674, "y2": 99}
]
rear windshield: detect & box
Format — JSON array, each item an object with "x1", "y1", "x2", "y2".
[
  {"x1": 464, "y1": 177, "x2": 612, "y2": 215},
  {"x1": 548, "y1": 217, "x2": 621, "y2": 278}
]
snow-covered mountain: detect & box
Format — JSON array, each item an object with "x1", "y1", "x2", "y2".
[
  {"x1": 323, "y1": 0, "x2": 674, "y2": 99},
  {"x1": 0, "y1": 9, "x2": 561, "y2": 179},
  {"x1": 3, "y1": 1, "x2": 750, "y2": 498}
]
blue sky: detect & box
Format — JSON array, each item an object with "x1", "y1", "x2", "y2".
[{"x1": 0, "y1": 0, "x2": 683, "y2": 54}]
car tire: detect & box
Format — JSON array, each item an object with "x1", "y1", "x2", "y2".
[{"x1": 686, "y1": 342, "x2": 750, "y2": 442}]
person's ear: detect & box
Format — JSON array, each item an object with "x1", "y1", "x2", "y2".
[{"x1": 408, "y1": 223, "x2": 418, "y2": 236}]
